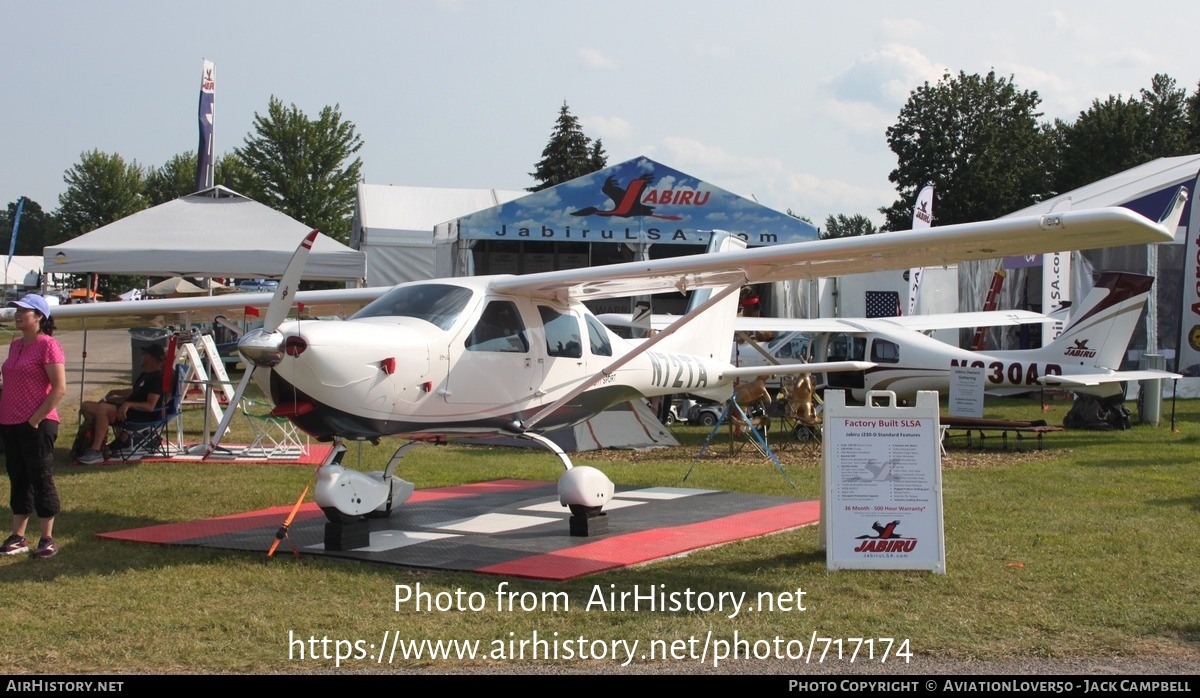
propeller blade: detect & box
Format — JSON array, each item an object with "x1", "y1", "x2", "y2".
[
  {"x1": 207, "y1": 230, "x2": 317, "y2": 457},
  {"x1": 263, "y1": 229, "x2": 319, "y2": 333},
  {"x1": 204, "y1": 368, "x2": 256, "y2": 458}
]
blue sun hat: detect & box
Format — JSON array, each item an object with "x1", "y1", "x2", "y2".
[{"x1": 8, "y1": 294, "x2": 51, "y2": 318}]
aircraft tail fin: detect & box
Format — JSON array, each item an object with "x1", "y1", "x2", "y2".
[
  {"x1": 1037, "y1": 272, "x2": 1153, "y2": 371},
  {"x1": 654, "y1": 231, "x2": 746, "y2": 361}
]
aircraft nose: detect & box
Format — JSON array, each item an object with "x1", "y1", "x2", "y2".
[{"x1": 238, "y1": 327, "x2": 285, "y2": 367}]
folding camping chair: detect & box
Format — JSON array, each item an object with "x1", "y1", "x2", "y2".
[
  {"x1": 113, "y1": 364, "x2": 187, "y2": 460},
  {"x1": 240, "y1": 396, "x2": 309, "y2": 458}
]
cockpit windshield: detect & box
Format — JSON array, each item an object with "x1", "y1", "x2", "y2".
[{"x1": 350, "y1": 284, "x2": 473, "y2": 330}]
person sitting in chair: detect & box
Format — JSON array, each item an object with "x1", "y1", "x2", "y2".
[{"x1": 77, "y1": 344, "x2": 166, "y2": 464}]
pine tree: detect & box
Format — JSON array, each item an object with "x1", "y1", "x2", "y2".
[{"x1": 528, "y1": 102, "x2": 607, "y2": 192}]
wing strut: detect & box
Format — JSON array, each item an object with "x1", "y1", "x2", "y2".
[{"x1": 520, "y1": 281, "x2": 745, "y2": 431}]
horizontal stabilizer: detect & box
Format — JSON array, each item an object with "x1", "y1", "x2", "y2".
[{"x1": 1040, "y1": 369, "x2": 1181, "y2": 387}]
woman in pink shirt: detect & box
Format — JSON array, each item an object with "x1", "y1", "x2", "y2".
[{"x1": 0, "y1": 294, "x2": 66, "y2": 559}]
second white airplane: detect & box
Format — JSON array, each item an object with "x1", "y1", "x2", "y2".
[{"x1": 711, "y1": 270, "x2": 1178, "y2": 402}]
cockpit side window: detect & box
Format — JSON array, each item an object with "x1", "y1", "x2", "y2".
[
  {"x1": 584, "y1": 314, "x2": 613, "y2": 357},
  {"x1": 870, "y1": 339, "x2": 900, "y2": 363},
  {"x1": 538, "y1": 306, "x2": 583, "y2": 358},
  {"x1": 827, "y1": 333, "x2": 866, "y2": 361},
  {"x1": 465, "y1": 301, "x2": 529, "y2": 353},
  {"x1": 774, "y1": 334, "x2": 810, "y2": 360}
]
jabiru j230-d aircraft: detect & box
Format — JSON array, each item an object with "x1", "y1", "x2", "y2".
[
  {"x1": 668, "y1": 270, "x2": 1179, "y2": 403},
  {"x1": 15, "y1": 197, "x2": 1182, "y2": 528}
]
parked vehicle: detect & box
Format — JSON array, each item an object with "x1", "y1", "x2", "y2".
[
  {"x1": 688, "y1": 401, "x2": 724, "y2": 427},
  {"x1": 236, "y1": 279, "x2": 280, "y2": 293}
]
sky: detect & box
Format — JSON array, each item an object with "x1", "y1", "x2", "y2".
[{"x1": 4, "y1": 0, "x2": 1198, "y2": 228}]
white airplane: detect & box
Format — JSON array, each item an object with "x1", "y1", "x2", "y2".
[
  {"x1": 12, "y1": 200, "x2": 1181, "y2": 530},
  {"x1": 602, "y1": 300, "x2": 1064, "y2": 390},
  {"x1": 698, "y1": 271, "x2": 1177, "y2": 403}
]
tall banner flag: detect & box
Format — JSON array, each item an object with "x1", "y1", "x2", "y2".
[
  {"x1": 7, "y1": 196, "x2": 24, "y2": 268},
  {"x1": 1041, "y1": 249, "x2": 1071, "y2": 347},
  {"x1": 906, "y1": 185, "x2": 934, "y2": 315},
  {"x1": 5, "y1": 196, "x2": 24, "y2": 288},
  {"x1": 1176, "y1": 169, "x2": 1200, "y2": 378},
  {"x1": 194, "y1": 59, "x2": 216, "y2": 192}
]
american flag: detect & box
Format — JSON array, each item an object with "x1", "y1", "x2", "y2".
[{"x1": 865, "y1": 291, "x2": 901, "y2": 318}]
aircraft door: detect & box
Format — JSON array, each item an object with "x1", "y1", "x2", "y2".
[
  {"x1": 825, "y1": 332, "x2": 866, "y2": 390},
  {"x1": 537, "y1": 305, "x2": 586, "y2": 399},
  {"x1": 446, "y1": 300, "x2": 536, "y2": 405}
]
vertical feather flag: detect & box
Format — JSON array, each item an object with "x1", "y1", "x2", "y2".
[
  {"x1": 194, "y1": 59, "x2": 216, "y2": 192},
  {"x1": 7, "y1": 196, "x2": 24, "y2": 273},
  {"x1": 906, "y1": 185, "x2": 934, "y2": 315}
]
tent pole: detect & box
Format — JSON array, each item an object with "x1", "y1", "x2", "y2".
[{"x1": 77, "y1": 328, "x2": 89, "y2": 420}]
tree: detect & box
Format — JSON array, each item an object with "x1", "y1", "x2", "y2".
[
  {"x1": 1187, "y1": 79, "x2": 1200, "y2": 152},
  {"x1": 528, "y1": 102, "x2": 608, "y2": 192},
  {"x1": 1052, "y1": 95, "x2": 1150, "y2": 193},
  {"x1": 881, "y1": 71, "x2": 1052, "y2": 230},
  {"x1": 822, "y1": 213, "x2": 878, "y2": 239},
  {"x1": 57, "y1": 150, "x2": 145, "y2": 239},
  {"x1": 235, "y1": 97, "x2": 364, "y2": 244},
  {"x1": 0, "y1": 198, "x2": 63, "y2": 255},
  {"x1": 1140, "y1": 73, "x2": 1189, "y2": 156},
  {"x1": 589, "y1": 139, "x2": 608, "y2": 171},
  {"x1": 144, "y1": 152, "x2": 251, "y2": 206},
  {"x1": 144, "y1": 152, "x2": 200, "y2": 206},
  {"x1": 1053, "y1": 74, "x2": 1192, "y2": 193},
  {"x1": 55, "y1": 150, "x2": 147, "y2": 295}
]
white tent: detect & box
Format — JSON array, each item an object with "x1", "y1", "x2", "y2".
[
  {"x1": 1005, "y1": 154, "x2": 1200, "y2": 222},
  {"x1": 2, "y1": 255, "x2": 44, "y2": 290},
  {"x1": 45, "y1": 186, "x2": 366, "y2": 281},
  {"x1": 350, "y1": 183, "x2": 523, "y2": 286},
  {"x1": 146, "y1": 276, "x2": 207, "y2": 296}
]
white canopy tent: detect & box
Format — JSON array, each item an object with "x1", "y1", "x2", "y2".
[
  {"x1": 350, "y1": 183, "x2": 523, "y2": 286},
  {"x1": 45, "y1": 186, "x2": 366, "y2": 282},
  {"x1": 2, "y1": 255, "x2": 45, "y2": 291},
  {"x1": 145, "y1": 276, "x2": 207, "y2": 297}
]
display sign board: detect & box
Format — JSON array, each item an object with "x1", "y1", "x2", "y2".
[
  {"x1": 949, "y1": 366, "x2": 985, "y2": 418},
  {"x1": 822, "y1": 390, "x2": 946, "y2": 573}
]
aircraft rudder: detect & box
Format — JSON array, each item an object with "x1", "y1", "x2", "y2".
[
  {"x1": 1038, "y1": 272, "x2": 1152, "y2": 370},
  {"x1": 654, "y1": 231, "x2": 745, "y2": 362}
]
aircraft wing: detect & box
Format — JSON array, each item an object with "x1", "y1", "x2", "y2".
[
  {"x1": 6, "y1": 287, "x2": 383, "y2": 331},
  {"x1": 599, "y1": 309, "x2": 1053, "y2": 334},
  {"x1": 874, "y1": 310, "x2": 1052, "y2": 331},
  {"x1": 488, "y1": 206, "x2": 1177, "y2": 302},
  {"x1": 721, "y1": 361, "x2": 875, "y2": 380},
  {"x1": 1040, "y1": 369, "x2": 1182, "y2": 387}
]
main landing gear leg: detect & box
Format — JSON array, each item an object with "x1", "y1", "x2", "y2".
[{"x1": 515, "y1": 431, "x2": 614, "y2": 537}]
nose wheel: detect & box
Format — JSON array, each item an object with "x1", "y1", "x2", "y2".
[{"x1": 314, "y1": 439, "x2": 418, "y2": 549}]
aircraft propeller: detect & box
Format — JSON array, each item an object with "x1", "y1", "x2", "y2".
[{"x1": 204, "y1": 230, "x2": 319, "y2": 457}]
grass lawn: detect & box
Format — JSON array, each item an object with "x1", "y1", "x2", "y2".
[{"x1": 1, "y1": 389, "x2": 1197, "y2": 673}]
